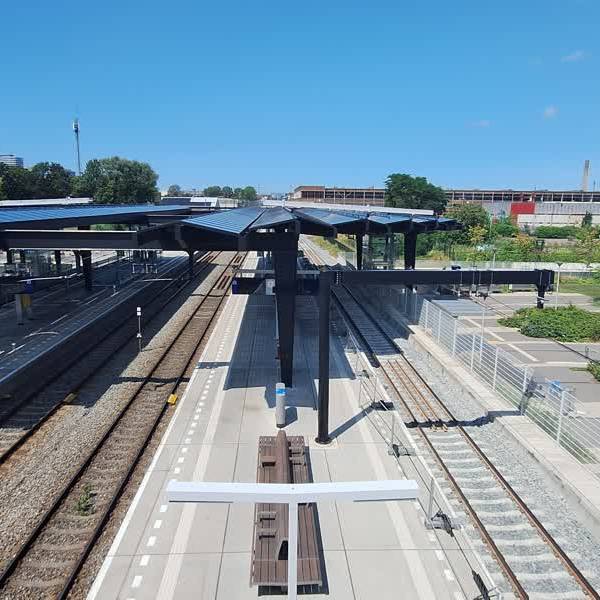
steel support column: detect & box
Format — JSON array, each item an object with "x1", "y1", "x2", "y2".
[
  {"x1": 356, "y1": 234, "x2": 363, "y2": 270},
  {"x1": 54, "y1": 250, "x2": 62, "y2": 274},
  {"x1": 6, "y1": 249, "x2": 13, "y2": 264},
  {"x1": 316, "y1": 272, "x2": 332, "y2": 444},
  {"x1": 74, "y1": 251, "x2": 82, "y2": 272},
  {"x1": 536, "y1": 285, "x2": 546, "y2": 309},
  {"x1": 19, "y1": 250, "x2": 26, "y2": 264},
  {"x1": 81, "y1": 250, "x2": 93, "y2": 291},
  {"x1": 404, "y1": 231, "x2": 417, "y2": 270},
  {"x1": 273, "y1": 241, "x2": 298, "y2": 387}
]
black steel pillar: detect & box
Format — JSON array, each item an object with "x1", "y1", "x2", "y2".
[
  {"x1": 404, "y1": 231, "x2": 417, "y2": 270},
  {"x1": 273, "y1": 241, "x2": 298, "y2": 387},
  {"x1": 6, "y1": 250, "x2": 13, "y2": 264},
  {"x1": 187, "y1": 250, "x2": 195, "y2": 280},
  {"x1": 19, "y1": 250, "x2": 26, "y2": 264},
  {"x1": 74, "y1": 251, "x2": 82, "y2": 272},
  {"x1": 536, "y1": 285, "x2": 546, "y2": 309},
  {"x1": 356, "y1": 234, "x2": 363, "y2": 270},
  {"x1": 54, "y1": 250, "x2": 62, "y2": 274},
  {"x1": 81, "y1": 250, "x2": 93, "y2": 291},
  {"x1": 316, "y1": 272, "x2": 332, "y2": 444}
]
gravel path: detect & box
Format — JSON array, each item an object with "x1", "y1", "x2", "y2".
[{"x1": 0, "y1": 253, "x2": 235, "y2": 576}]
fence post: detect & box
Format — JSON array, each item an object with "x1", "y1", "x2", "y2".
[
  {"x1": 403, "y1": 287, "x2": 408, "y2": 314},
  {"x1": 452, "y1": 318, "x2": 457, "y2": 357},
  {"x1": 413, "y1": 290, "x2": 418, "y2": 322},
  {"x1": 556, "y1": 390, "x2": 566, "y2": 445},
  {"x1": 424, "y1": 300, "x2": 429, "y2": 332},
  {"x1": 470, "y1": 333, "x2": 476, "y2": 371},
  {"x1": 437, "y1": 309, "x2": 442, "y2": 343},
  {"x1": 492, "y1": 347, "x2": 499, "y2": 389}
]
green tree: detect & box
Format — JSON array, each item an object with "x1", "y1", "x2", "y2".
[
  {"x1": 0, "y1": 164, "x2": 37, "y2": 199},
  {"x1": 167, "y1": 184, "x2": 182, "y2": 196},
  {"x1": 221, "y1": 186, "x2": 234, "y2": 198},
  {"x1": 384, "y1": 173, "x2": 446, "y2": 214},
  {"x1": 582, "y1": 212, "x2": 593, "y2": 228},
  {"x1": 203, "y1": 186, "x2": 222, "y2": 197},
  {"x1": 30, "y1": 162, "x2": 74, "y2": 198},
  {"x1": 233, "y1": 187, "x2": 243, "y2": 199},
  {"x1": 490, "y1": 216, "x2": 518, "y2": 238},
  {"x1": 240, "y1": 186, "x2": 257, "y2": 202},
  {"x1": 444, "y1": 203, "x2": 490, "y2": 245},
  {"x1": 73, "y1": 157, "x2": 159, "y2": 204}
]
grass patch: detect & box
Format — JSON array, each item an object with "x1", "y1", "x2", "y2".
[
  {"x1": 75, "y1": 483, "x2": 96, "y2": 515},
  {"x1": 498, "y1": 305, "x2": 600, "y2": 342},
  {"x1": 588, "y1": 361, "x2": 600, "y2": 382},
  {"x1": 560, "y1": 277, "x2": 600, "y2": 304}
]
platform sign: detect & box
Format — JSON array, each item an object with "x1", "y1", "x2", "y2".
[
  {"x1": 136, "y1": 306, "x2": 142, "y2": 317},
  {"x1": 23, "y1": 279, "x2": 34, "y2": 294}
]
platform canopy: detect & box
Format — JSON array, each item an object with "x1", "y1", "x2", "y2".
[
  {"x1": 137, "y1": 206, "x2": 461, "y2": 249},
  {"x1": 0, "y1": 204, "x2": 190, "y2": 230}
]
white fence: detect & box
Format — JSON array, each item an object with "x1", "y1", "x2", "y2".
[{"x1": 371, "y1": 287, "x2": 600, "y2": 474}]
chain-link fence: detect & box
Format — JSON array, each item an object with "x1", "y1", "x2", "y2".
[{"x1": 371, "y1": 287, "x2": 600, "y2": 473}]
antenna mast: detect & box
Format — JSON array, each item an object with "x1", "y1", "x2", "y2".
[{"x1": 73, "y1": 118, "x2": 82, "y2": 175}]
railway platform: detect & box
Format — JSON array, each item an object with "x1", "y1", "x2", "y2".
[
  {"x1": 0, "y1": 253, "x2": 187, "y2": 384},
  {"x1": 89, "y1": 290, "x2": 487, "y2": 599}
]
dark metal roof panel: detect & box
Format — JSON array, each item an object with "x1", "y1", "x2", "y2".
[
  {"x1": 248, "y1": 207, "x2": 296, "y2": 230},
  {"x1": 0, "y1": 205, "x2": 185, "y2": 227},
  {"x1": 182, "y1": 207, "x2": 265, "y2": 234},
  {"x1": 293, "y1": 208, "x2": 365, "y2": 226},
  {"x1": 367, "y1": 213, "x2": 413, "y2": 226}
]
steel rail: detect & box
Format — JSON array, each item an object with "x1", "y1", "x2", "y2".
[
  {"x1": 0, "y1": 252, "x2": 245, "y2": 597},
  {"x1": 336, "y1": 285, "x2": 599, "y2": 599}
]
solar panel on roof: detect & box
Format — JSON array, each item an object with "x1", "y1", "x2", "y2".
[
  {"x1": 248, "y1": 207, "x2": 295, "y2": 230},
  {"x1": 294, "y1": 208, "x2": 366, "y2": 227},
  {"x1": 0, "y1": 204, "x2": 187, "y2": 227},
  {"x1": 182, "y1": 207, "x2": 265, "y2": 235}
]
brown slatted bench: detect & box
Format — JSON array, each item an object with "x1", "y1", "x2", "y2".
[{"x1": 251, "y1": 430, "x2": 323, "y2": 590}]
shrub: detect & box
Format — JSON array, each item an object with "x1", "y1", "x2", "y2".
[
  {"x1": 498, "y1": 306, "x2": 600, "y2": 342},
  {"x1": 535, "y1": 225, "x2": 580, "y2": 239},
  {"x1": 588, "y1": 362, "x2": 600, "y2": 382}
]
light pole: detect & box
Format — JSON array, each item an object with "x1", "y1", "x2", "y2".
[
  {"x1": 555, "y1": 262, "x2": 563, "y2": 309},
  {"x1": 136, "y1": 306, "x2": 142, "y2": 351}
]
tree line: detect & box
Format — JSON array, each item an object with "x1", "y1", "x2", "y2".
[
  {"x1": 0, "y1": 157, "x2": 159, "y2": 204},
  {"x1": 166, "y1": 184, "x2": 257, "y2": 202}
]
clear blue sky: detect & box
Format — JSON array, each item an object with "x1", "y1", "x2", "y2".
[{"x1": 1, "y1": 0, "x2": 599, "y2": 192}]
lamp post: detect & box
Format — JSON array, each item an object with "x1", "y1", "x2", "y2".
[{"x1": 555, "y1": 262, "x2": 563, "y2": 309}]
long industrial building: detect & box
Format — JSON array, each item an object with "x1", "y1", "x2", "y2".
[
  {"x1": 446, "y1": 188, "x2": 600, "y2": 227},
  {"x1": 292, "y1": 185, "x2": 385, "y2": 206}
]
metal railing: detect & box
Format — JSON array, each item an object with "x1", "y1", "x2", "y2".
[{"x1": 369, "y1": 287, "x2": 600, "y2": 474}]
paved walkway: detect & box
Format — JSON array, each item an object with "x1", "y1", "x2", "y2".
[{"x1": 89, "y1": 292, "x2": 484, "y2": 600}]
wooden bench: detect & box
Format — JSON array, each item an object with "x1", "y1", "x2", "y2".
[{"x1": 250, "y1": 430, "x2": 323, "y2": 590}]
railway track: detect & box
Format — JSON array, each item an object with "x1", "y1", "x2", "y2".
[
  {"x1": 0, "y1": 251, "x2": 220, "y2": 467},
  {"x1": 333, "y1": 283, "x2": 599, "y2": 599},
  {"x1": 0, "y1": 250, "x2": 245, "y2": 599}
]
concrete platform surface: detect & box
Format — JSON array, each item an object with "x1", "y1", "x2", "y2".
[{"x1": 89, "y1": 291, "x2": 481, "y2": 600}]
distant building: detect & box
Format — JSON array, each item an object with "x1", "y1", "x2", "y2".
[
  {"x1": 446, "y1": 188, "x2": 600, "y2": 228},
  {"x1": 0, "y1": 197, "x2": 92, "y2": 207},
  {"x1": 0, "y1": 154, "x2": 24, "y2": 168},
  {"x1": 292, "y1": 185, "x2": 385, "y2": 206},
  {"x1": 160, "y1": 196, "x2": 239, "y2": 209}
]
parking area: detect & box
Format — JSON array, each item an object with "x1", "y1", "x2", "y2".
[{"x1": 448, "y1": 292, "x2": 600, "y2": 411}]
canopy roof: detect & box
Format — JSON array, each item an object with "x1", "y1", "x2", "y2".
[
  {"x1": 175, "y1": 206, "x2": 460, "y2": 237},
  {"x1": 0, "y1": 204, "x2": 190, "y2": 229}
]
